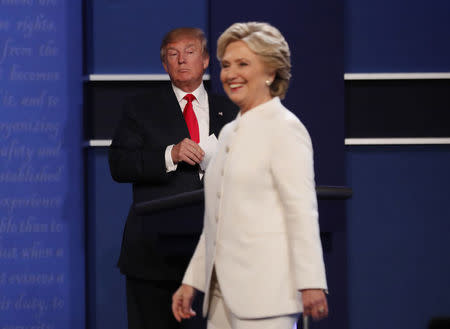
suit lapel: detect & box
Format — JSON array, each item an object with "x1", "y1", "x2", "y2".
[
  {"x1": 160, "y1": 85, "x2": 191, "y2": 143},
  {"x1": 208, "y1": 94, "x2": 223, "y2": 136}
]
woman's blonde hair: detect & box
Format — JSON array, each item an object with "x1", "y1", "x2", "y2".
[{"x1": 217, "y1": 22, "x2": 291, "y2": 99}]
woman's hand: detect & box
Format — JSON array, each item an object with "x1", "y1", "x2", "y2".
[
  {"x1": 172, "y1": 284, "x2": 197, "y2": 322},
  {"x1": 301, "y1": 289, "x2": 328, "y2": 320}
]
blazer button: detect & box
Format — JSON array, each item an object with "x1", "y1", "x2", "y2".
[
  {"x1": 225, "y1": 146, "x2": 230, "y2": 153},
  {"x1": 217, "y1": 191, "x2": 221, "y2": 198},
  {"x1": 221, "y1": 169, "x2": 224, "y2": 176}
]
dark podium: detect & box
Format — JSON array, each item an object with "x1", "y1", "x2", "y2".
[
  {"x1": 134, "y1": 186, "x2": 352, "y2": 329},
  {"x1": 135, "y1": 186, "x2": 352, "y2": 215}
]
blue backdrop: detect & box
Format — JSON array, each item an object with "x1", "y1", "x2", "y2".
[
  {"x1": 346, "y1": 146, "x2": 450, "y2": 329},
  {"x1": 345, "y1": 0, "x2": 450, "y2": 72},
  {"x1": 0, "y1": 1, "x2": 84, "y2": 328},
  {"x1": 345, "y1": 0, "x2": 450, "y2": 328}
]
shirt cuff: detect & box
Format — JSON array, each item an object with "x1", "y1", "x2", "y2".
[{"x1": 165, "y1": 144, "x2": 178, "y2": 172}]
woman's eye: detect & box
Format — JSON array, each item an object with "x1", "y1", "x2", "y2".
[
  {"x1": 239, "y1": 62, "x2": 248, "y2": 66},
  {"x1": 221, "y1": 63, "x2": 229, "y2": 68}
]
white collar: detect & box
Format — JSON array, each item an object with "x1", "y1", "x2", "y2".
[
  {"x1": 171, "y1": 83, "x2": 208, "y2": 107},
  {"x1": 237, "y1": 97, "x2": 280, "y2": 119}
]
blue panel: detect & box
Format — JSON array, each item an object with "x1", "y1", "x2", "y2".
[
  {"x1": 86, "y1": 0, "x2": 207, "y2": 73},
  {"x1": 345, "y1": 0, "x2": 450, "y2": 72},
  {"x1": 0, "y1": 1, "x2": 84, "y2": 328},
  {"x1": 346, "y1": 146, "x2": 450, "y2": 329},
  {"x1": 86, "y1": 148, "x2": 130, "y2": 329}
]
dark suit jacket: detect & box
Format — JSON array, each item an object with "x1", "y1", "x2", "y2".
[{"x1": 108, "y1": 83, "x2": 237, "y2": 281}]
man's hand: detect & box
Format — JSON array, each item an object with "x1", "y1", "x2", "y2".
[
  {"x1": 172, "y1": 284, "x2": 197, "y2": 322},
  {"x1": 171, "y1": 138, "x2": 205, "y2": 165},
  {"x1": 301, "y1": 289, "x2": 328, "y2": 320}
]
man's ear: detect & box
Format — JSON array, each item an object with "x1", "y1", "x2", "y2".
[
  {"x1": 202, "y1": 54, "x2": 210, "y2": 70},
  {"x1": 162, "y1": 60, "x2": 168, "y2": 73}
]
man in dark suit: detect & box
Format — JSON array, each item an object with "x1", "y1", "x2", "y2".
[{"x1": 108, "y1": 27, "x2": 237, "y2": 329}]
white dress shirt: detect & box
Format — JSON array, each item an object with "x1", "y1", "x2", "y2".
[{"x1": 165, "y1": 83, "x2": 209, "y2": 172}]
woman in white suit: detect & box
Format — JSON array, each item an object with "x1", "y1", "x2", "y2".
[{"x1": 172, "y1": 22, "x2": 328, "y2": 329}]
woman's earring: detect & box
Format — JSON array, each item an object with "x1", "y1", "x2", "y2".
[{"x1": 265, "y1": 80, "x2": 272, "y2": 86}]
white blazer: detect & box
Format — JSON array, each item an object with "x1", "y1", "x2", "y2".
[{"x1": 183, "y1": 97, "x2": 327, "y2": 319}]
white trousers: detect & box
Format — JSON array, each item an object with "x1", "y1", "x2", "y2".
[{"x1": 207, "y1": 271, "x2": 299, "y2": 329}]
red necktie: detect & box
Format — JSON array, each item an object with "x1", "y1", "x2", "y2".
[{"x1": 183, "y1": 94, "x2": 200, "y2": 143}]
